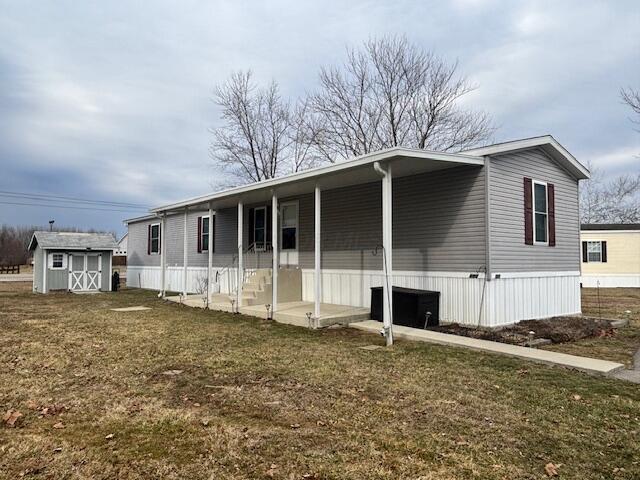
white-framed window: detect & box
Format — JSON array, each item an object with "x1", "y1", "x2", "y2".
[
  {"x1": 150, "y1": 223, "x2": 160, "y2": 254},
  {"x1": 254, "y1": 206, "x2": 266, "y2": 251},
  {"x1": 200, "y1": 216, "x2": 209, "y2": 252},
  {"x1": 51, "y1": 253, "x2": 65, "y2": 269},
  {"x1": 587, "y1": 241, "x2": 603, "y2": 262},
  {"x1": 533, "y1": 181, "x2": 548, "y2": 244},
  {"x1": 280, "y1": 201, "x2": 298, "y2": 251}
]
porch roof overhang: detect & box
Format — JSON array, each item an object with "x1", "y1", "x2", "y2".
[{"x1": 149, "y1": 147, "x2": 485, "y2": 214}]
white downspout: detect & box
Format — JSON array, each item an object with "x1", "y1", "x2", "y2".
[
  {"x1": 314, "y1": 183, "x2": 321, "y2": 323},
  {"x1": 237, "y1": 201, "x2": 243, "y2": 312},
  {"x1": 160, "y1": 213, "x2": 166, "y2": 297},
  {"x1": 271, "y1": 191, "x2": 278, "y2": 318},
  {"x1": 183, "y1": 207, "x2": 188, "y2": 297},
  {"x1": 373, "y1": 161, "x2": 394, "y2": 346},
  {"x1": 207, "y1": 202, "x2": 213, "y2": 307}
]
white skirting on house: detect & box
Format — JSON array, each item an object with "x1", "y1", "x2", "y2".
[
  {"x1": 126, "y1": 266, "x2": 239, "y2": 294},
  {"x1": 301, "y1": 269, "x2": 581, "y2": 327},
  {"x1": 581, "y1": 274, "x2": 640, "y2": 288},
  {"x1": 128, "y1": 266, "x2": 581, "y2": 327}
]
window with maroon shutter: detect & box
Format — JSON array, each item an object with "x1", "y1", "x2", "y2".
[
  {"x1": 547, "y1": 183, "x2": 555, "y2": 246},
  {"x1": 524, "y1": 177, "x2": 533, "y2": 245}
]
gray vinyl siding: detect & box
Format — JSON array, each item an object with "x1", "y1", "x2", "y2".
[
  {"x1": 128, "y1": 217, "x2": 162, "y2": 267},
  {"x1": 393, "y1": 165, "x2": 486, "y2": 271},
  {"x1": 33, "y1": 246, "x2": 44, "y2": 292},
  {"x1": 101, "y1": 251, "x2": 112, "y2": 291},
  {"x1": 165, "y1": 214, "x2": 184, "y2": 266},
  {"x1": 47, "y1": 267, "x2": 68, "y2": 290},
  {"x1": 303, "y1": 182, "x2": 383, "y2": 270},
  {"x1": 126, "y1": 165, "x2": 487, "y2": 274},
  {"x1": 488, "y1": 147, "x2": 580, "y2": 272},
  {"x1": 298, "y1": 165, "x2": 485, "y2": 272}
]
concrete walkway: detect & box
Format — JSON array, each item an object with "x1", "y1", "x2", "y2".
[
  {"x1": 612, "y1": 347, "x2": 640, "y2": 383},
  {"x1": 351, "y1": 320, "x2": 625, "y2": 376}
]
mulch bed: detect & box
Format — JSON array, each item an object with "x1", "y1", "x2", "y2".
[{"x1": 431, "y1": 316, "x2": 616, "y2": 346}]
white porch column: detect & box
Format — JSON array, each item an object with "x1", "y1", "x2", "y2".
[
  {"x1": 237, "y1": 201, "x2": 243, "y2": 311},
  {"x1": 381, "y1": 163, "x2": 394, "y2": 346},
  {"x1": 183, "y1": 207, "x2": 188, "y2": 296},
  {"x1": 207, "y1": 202, "x2": 213, "y2": 305},
  {"x1": 314, "y1": 184, "x2": 321, "y2": 321},
  {"x1": 271, "y1": 192, "x2": 278, "y2": 317},
  {"x1": 160, "y1": 213, "x2": 166, "y2": 297}
]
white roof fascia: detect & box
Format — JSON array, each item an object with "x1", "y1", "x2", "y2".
[
  {"x1": 463, "y1": 135, "x2": 590, "y2": 180},
  {"x1": 149, "y1": 147, "x2": 484, "y2": 213}
]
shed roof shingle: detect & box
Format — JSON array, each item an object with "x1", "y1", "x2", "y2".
[{"x1": 29, "y1": 231, "x2": 118, "y2": 250}]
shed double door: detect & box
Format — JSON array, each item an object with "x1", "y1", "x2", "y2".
[{"x1": 69, "y1": 253, "x2": 101, "y2": 291}]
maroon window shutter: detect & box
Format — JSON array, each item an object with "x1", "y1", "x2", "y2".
[
  {"x1": 158, "y1": 224, "x2": 161, "y2": 254},
  {"x1": 582, "y1": 241, "x2": 588, "y2": 262},
  {"x1": 548, "y1": 183, "x2": 556, "y2": 246},
  {"x1": 524, "y1": 177, "x2": 533, "y2": 245},
  {"x1": 147, "y1": 224, "x2": 151, "y2": 254},
  {"x1": 197, "y1": 216, "x2": 202, "y2": 253},
  {"x1": 212, "y1": 216, "x2": 216, "y2": 253},
  {"x1": 601, "y1": 241, "x2": 607, "y2": 263}
]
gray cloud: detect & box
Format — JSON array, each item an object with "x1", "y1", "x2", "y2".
[{"x1": 0, "y1": 0, "x2": 638, "y2": 235}]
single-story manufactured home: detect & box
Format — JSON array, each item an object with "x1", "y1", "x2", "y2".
[
  {"x1": 581, "y1": 223, "x2": 640, "y2": 287},
  {"x1": 125, "y1": 135, "x2": 589, "y2": 336},
  {"x1": 29, "y1": 232, "x2": 118, "y2": 293}
]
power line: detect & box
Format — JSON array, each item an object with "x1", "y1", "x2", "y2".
[
  {"x1": 0, "y1": 200, "x2": 149, "y2": 213},
  {"x1": 0, "y1": 190, "x2": 151, "y2": 208}
]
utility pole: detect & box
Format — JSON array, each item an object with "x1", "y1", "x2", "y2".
[{"x1": 48, "y1": 220, "x2": 54, "y2": 231}]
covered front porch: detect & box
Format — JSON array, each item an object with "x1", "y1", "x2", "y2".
[{"x1": 153, "y1": 147, "x2": 485, "y2": 342}]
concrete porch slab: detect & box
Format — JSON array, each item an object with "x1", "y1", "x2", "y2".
[
  {"x1": 241, "y1": 301, "x2": 371, "y2": 328},
  {"x1": 166, "y1": 294, "x2": 370, "y2": 328},
  {"x1": 350, "y1": 320, "x2": 625, "y2": 376}
]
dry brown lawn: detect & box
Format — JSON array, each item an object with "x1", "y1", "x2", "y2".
[{"x1": 1, "y1": 282, "x2": 639, "y2": 479}]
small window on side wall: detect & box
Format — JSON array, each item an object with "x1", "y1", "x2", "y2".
[
  {"x1": 149, "y1": 223, "x2": 160, "y2": 254},
  {"x1": 198, "y1": 216, "x2": 211, "y2": 253},
  {"x1": 51, "y1": 253, "x2": 64, "y2": 269},
  {"x1": 582, "y1": 240, "x2": 607, "y2": 263}
]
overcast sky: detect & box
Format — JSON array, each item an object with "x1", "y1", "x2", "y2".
[{"x1": 0, "y1": 0, "x2": 638, "y2": 236}]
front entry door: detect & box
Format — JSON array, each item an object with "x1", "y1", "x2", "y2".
[
  {"x1": 68, "y1": 253, "x2": 102, "y2": 291},
  {"x1": 279, "y1": 201, "x2": 299, "y2": 266}
]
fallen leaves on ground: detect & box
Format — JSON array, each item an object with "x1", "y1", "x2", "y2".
[
  {"x1": 545, "y1": 462, "x2": 559, "y2": 476},
  {"x1": 3, "y1": 409, "x2": 23, "y2": 427}
]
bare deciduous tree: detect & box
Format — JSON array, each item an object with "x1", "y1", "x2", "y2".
[
  {"x1": 621, "y1": 87, "x2": 640, "y2": 130},
  {"x1": 210, "y1": 72, "x2": 322, "y2": 184},
  {"x1": 580, "y1": 163, "x2": 640, "y2": 223},
  {"x1": 308, "y1": 36, "x2": 494, "y2": 162},
  {"x1": 210, "y1": 37, "x2": 493, "y2": 183}
]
